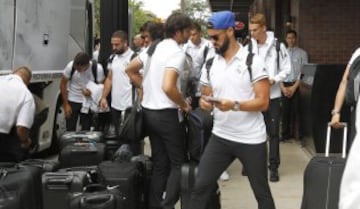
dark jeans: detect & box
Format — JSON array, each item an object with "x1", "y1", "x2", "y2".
[
  {"x1": 111, "y1": 107, "x2": 141, "y2": 155},
  {"x1": 143, "y1": 108, "x2": 186, "y2": 209},
  {"x1": 66, "y1": 101, "x2": 93, "y2": 131},
  {"x1": 190, "y1": 135, "x2": 275, "y2": 209},
  {"x1": 263, "y1": 98, "x2": 281, "y2": 170},
  {"x1": 0, "y1": 132, "x2": 27, "y2": 162},
  {"x1": 281, "y1": 82, "x2": 300, "y2": 140}
]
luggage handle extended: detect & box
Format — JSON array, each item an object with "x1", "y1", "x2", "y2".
[{"x1": 326, "y1": 122, "x2": 347, "y2": 158}]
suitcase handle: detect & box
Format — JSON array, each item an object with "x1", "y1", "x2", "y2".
[
  {"x1": 83, "y1": 184, "x2": 107, "y2": 193},
  {"x1": 80, "y1": 194, "x2": 114, "y2": 207},
  {"x1": 326, "y1": 122, "x2": 347, "y2": 158}
]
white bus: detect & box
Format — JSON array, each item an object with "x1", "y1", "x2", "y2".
[{"x1": 0, "y1": 0, "x2": 95, "y2": 152}]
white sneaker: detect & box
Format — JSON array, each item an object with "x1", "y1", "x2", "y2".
[{"x1": 220, "y1": 171, "x2": 230, "y2": 181}]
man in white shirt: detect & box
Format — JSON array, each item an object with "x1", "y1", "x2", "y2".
[
  {"x1": 248, "y1": 13, "x2": 291, "y2": 182},
  {"x1": 0, "y1": 66, "x2": 35, "y2": 162},
  {"x1": 281, "y1": 30, "x2": 308, "y2": 143},
  {"x1": 183, "y1": 22, "x2": 213, "y2": 109},
  {"x1": 189, "y1": 11, "x2": 275, "y2": 209},
  {"x1": 126, "y1": 13, "x2": 192, "y2": 209},
  {"x1": 60, "y1": 52, "x2": 105, "y2": 131},
  {"x1": 99, "y1": 30, "x2": 139, "y2": 153}
]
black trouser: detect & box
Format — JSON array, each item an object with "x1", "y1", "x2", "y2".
[
  {"x1": 143, "y1": 108, "x2": 186, "y2": 209},
  {"x1": 111, "y1": 107, "x2": 141, "y2": 155},
  {"x1": 263, "y1": 98, "x2": 281, "y2": 170},
  {"x1": 281, "y1": 82, "x2": 300, "y2": 140},
  {"x1": 66, "y1": 101, "x2": 93, "y2": 131},
  {"x1": 190, "y1": 135, "x2": 275, "y2": 209},
  {"x1": 0, "y1": 131, "x2": 27, "y2": 162}
]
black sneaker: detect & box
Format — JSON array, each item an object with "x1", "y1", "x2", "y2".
[{"x1": 270, "y1": 170, "x2": 279, "y2": 182}]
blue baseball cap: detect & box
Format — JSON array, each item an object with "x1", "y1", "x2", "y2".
[{"x1": 207, "y1": 11, "x2": 235, "y2": 29}]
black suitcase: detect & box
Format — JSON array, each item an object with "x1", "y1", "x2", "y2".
[
  {"x1": 181, "y1": 110, "x2": 221, "y2": 209},
  {"x1": 0, "y1": 186, "x2": 21, "y2": 209},
  {"x1": 18, "y1": 158, "x2": 60, "y2": 172},
  {"x1": 0, "y1": 164, "x2": 42, "y2": 209},
  {"x1": 59, "y1": 142, "x2": 105, "y2": 168},
  {"x1": 180, "y1": 163, "x2": 221, "y2": 209},
  {"x1": 131, "y1": 155, "x2": 152, "y2": 209},
  {"x1": 42, "y1": 171, "x2": 91, "y2": 209},
  {"x1": 60, "y1": 131, "x2": 104, "y2": 150},
  {"x1": 69, "y1": 184, "x2": 126, "y2": 209},
  {"x1": 58, "y1": 166, "x2": 99, "y2": 184},
  {"x1": 301, "y1": 123, "x2": 348, "y2": 209},
  {"x1": 98, "y1": 160, "x2": 144, "y2": 209}
]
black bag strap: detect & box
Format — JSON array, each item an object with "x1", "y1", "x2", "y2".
[{"x1": 69, "y1": 59, "x2": 99, "y2": 83}]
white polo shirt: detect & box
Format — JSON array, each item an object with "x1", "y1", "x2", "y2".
[
  {"x1": 0, "y1": 74, "x2": 35, "y2": 133},
  {"x1": 63, "y1": 61, "x2": 105, "y2": 103},
  {"x1": 138, "y1": 38, "x2": 186, "y2": 110},
  {"x1": 108, "y1": 49, "x2": 134, "y2": 111},
  {"x1": 200, "y1": 46, "x2": 268, "y2": 144}
]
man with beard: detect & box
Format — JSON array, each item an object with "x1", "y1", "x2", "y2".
[
  {"x1": 100, "y1": 30, "x2": 139, "y2": 154},
  {"x1": 189, "y1": 11, "x2": 276, "y2": 209},
  {"x1": 126, "y1": 13, "x2": 192, "y2": 209}
]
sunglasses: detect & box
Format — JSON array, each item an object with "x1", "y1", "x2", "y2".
[{"x1": 208, "y1": 30, "x2": 226, "y2": 41}]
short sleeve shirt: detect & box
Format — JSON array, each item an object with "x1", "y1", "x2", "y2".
[
  {"x1": 0, "y1": 75, "x2": 35, "y2": 133},
  {"x1": 138, "y1": 39, "x2": 186, "y2": 109},
  {"x1": 200, "y1": 46, "x2": 268, "y2": 144},
  {"x1": 63, "y1": 61, "x2": 105, "y2": 103},
  {"x1": 107, "y1": 49, "x2": 134, "y2": 111}
]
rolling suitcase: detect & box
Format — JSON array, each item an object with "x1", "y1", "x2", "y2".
[
  {"x1": 69, "y1": 184, "x2": 126, "y2": 209},
  {"x1": 60, "y1": 131, "x2": 104, "y2": 150},
  {"x1": 18, "y1": 158, "x2": 60, "y2": 173},
  {"x1": 0, "y1": 164, "x2": 42, "y2": 209},
  {"x1": 181, "y1": 110, "x2": 221, "y2": 209},
  {"x1": 301, "y1": 123, "x2": 348, "y2": 209},
  {"x1": 59, "y1": 141, "x2": 105, "y2": 168},
  {"x1": 98, "y1": 160, "x2": 144, "y2": 209},
  {"x1": 42, "y1": 170, "x2": 91, "y2": 209}
]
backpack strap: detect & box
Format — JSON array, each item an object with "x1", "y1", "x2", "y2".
[
  {"x1": 205, "y1": 57, "x2": 214, "y2": 83},
  {"x1": 69, "y1": 64, "x2": 76, "y2": 81},
  {"x1": 246, "y1": 52, "x2": 254, "y2": 81},
  {"x1": 91, "y1": 59, "x2": 98, "y2": 83},
  {"x1": 130, "y1": 52, "x2": 138, "y2": 61},
  {"x1": 275, "y1": 39, "x2": 281, "y2": 72}
]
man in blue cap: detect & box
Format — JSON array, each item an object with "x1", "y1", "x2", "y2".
[{"x1": 189, "y1": 11, "x2": 276, "y2": 209}]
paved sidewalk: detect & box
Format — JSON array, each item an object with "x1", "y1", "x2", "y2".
[{"x1": 218, "y1": 140, "x2": 311, "y2": 209}]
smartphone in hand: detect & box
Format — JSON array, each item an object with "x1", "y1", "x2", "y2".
[{"x1": 204, "y1": 96, "x2": 221, "y2": 103}]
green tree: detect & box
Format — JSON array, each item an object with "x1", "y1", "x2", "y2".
[
  {"x1": 174, "y1": 0, "x2": 211, "y2": 35},
  {"x1": 94, "y1": 0, "x2": 100, "y2": 38},
  {"x1": 129, "y1": 0, "x2": 157, "y2": 36}
]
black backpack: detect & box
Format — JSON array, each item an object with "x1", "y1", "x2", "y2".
[
  {"x1": 345, "y1": 55, "x2": 360, "y2": 106},
  {"x1": 69, "y1": 59, "x2": 101, "y2": 83},
  {"x1": 248, "y1": 38, "x2": 281, "y2": 71}
]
